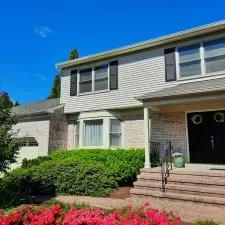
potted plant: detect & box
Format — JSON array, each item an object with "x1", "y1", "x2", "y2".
[{"x1": 172, "y1": 152, "x2": 185, "y2": 168}]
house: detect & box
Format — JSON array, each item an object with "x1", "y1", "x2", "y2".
[
  {"x1": 11, "y1": 20, "x2": 225, "y2": 203},
  {"x1": 11, "y1": 98, "x2": 67, "y2": 168},
  {"x1": 56, "y1": 20, "x2": 225, "y2": 165},
  {"x1": 56, "y1": 20, "x2": 225, "y2": 204}
]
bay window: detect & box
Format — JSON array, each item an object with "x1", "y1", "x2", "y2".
[
  {"x1": 177, "y1": 37, "x2": 225, "y2": 78},
  {"x1": 84, "y1": 120, "x2": 103, "y2": 146},
  {"x1": 109, "y1": 119, "x2": 122, "y2": 147}
]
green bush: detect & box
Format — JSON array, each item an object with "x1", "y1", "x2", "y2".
[
  {"x1": 0, "y1": 149, "x2": 159, "y2": 209},
  {"x1": 21, "y1": 156, "x2": 52, "y2": 168},
  {"x1": 194, "y1": 220, "x2": 220, "y2": 225}
]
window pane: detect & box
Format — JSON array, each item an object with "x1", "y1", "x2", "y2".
[
  {"x1": 79, "y1": 81, "x2": 92, "y2": 93},
  {"x1": 95, "y1": 64, "x2": 108, "y2": 79},
  {"x1": 204, "y1": 38, "x2": 225, "y2": 58},
  {"x1": 85, "y1": 120, "x2": 103, "y2": 146},
  {"x1": 110, "y1": 133, "x2": 121, "y2": 146},
  {"x1": 75, "y1": 122, "x2": 79, "y2": 147},
  {"x1": 80, "y1": 68, "x2": 92, "y2": 82},
  {"x1": 110, "y1": 119, "x2": 121, "y2": 132},
  {"x1": 95, "y1": 78, "x2": 108, "y2": 91},
  {"x1": 179, "y1": 60, "x2": 201, "y2": 77},
  {"x1": 179, "y1": 44, "x2": 200, "y2": 63},
  {"x1": 205, "y1": 55, "x2": 225, "y2": 74}
]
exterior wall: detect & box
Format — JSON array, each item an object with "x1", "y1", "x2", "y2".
[
  {"x1": 60, "y1": 32, "x2": 225, "y2": 114},
  {"x1": 12, "y1": 116, "x2": 50, "y2": 166},
  {"x1": 48, "y1": 108, "x2": 68, "y2": 153},
  {"x1": 123, "y1": 114, "x2": 144, "y2": 148},
  {"x1": 60, "y1": 48, "x2": 174, "y2": 113},
  {"x1": 150, "y1": 111, "x2": 188, "y2": 161}
]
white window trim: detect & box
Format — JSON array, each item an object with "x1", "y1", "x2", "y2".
[
  {"x1": 176, "y1": 35, "x2": 225, "y2": 80},
  {"x1": 77, "y1": 63, "x2": 110, "y2": 95},
  {"x1": 109, "y1": 119, "x2": 123, "y2": 148}
]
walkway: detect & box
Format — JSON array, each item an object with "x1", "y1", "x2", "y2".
[{"x1": 55, "y1": 195, "x2": 225, "y2": 224}]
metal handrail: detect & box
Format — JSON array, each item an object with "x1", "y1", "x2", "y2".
[{"x1": 161, "y1": 141, "x2": 172, "y2": 192}]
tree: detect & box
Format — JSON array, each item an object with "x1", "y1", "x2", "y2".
[
  {"x1": 0, "y1": 92, "x2": 13, "y2": 109},
  {"x1": 48, "y1": 74, "x2": 61, "y2": 99},
  {"x1": 0, "y1": 93, "x2": 22, "y2": 173},
  {"x1": 68, "y1": 48, "x2": 79, "y2": 60},
  {"x1": 14, "y1": 101, "x2": 20, "y2": 106}
]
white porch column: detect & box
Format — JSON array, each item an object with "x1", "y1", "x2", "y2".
[{"x1": 144, "y1": 107, "x2": 151, "y2": 168}]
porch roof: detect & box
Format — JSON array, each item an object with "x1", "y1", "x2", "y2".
[{"x1": 137, "y1": 77, "x2": 225, "y2": 102}]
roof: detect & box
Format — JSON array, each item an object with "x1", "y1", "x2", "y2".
[
  {"x1": 56, "y1": 20, "x2": 225, "y2": 69},
  {"x1": 137, "y1": 77, "x2": 225, "y2": 101},
  {"x1": 12, "y1": 98, "x2": 61, "y2": 116}
]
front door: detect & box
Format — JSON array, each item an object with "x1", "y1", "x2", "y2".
[{"x1": 187, "y1": 110, "x2": 225, "y2": 164}]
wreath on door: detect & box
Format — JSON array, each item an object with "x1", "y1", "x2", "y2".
[
  {"x1": 214, "y1": 112, "x2": 225, "y2": 123},
  {"x1": 191, "y1": 114, "x2": 203, "y2": 125}
]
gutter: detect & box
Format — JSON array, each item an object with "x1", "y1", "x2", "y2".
[{"x1": 56, "y1": 20, "x2": 225, "y2": 70}]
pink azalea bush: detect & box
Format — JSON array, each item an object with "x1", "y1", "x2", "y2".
[{"x1": 0, "y1": 203, "x2": 180, "y2": 225}]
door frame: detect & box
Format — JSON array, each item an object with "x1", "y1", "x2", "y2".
[{"x1": 185, "y1": 107, "x2": 225, "y2": 163}]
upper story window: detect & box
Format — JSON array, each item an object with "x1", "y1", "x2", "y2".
[
  {"x1": 94, "y1": 64, "x2": 109, "y2": 91},
  {"x1": 70, "y1": 60, "x2": 118, "y2": 96},
  {"x1": 177, "y1": 37, "x2": 225, "y2": 79},
  {"x1": 79, "y1": 68, "x2": 92, "y2": 93},
  {"x1": 178, "y1": 44, "x2": 201, "y2": 77},
  {"x1": 22, "y1": 137, "x2": 39, "y2": 147},
  {"x1": 165, "y1": 37, "x2": 225, "y2": 82},
  {"x1": 204, "y1": 38, "x2": 225, "y2": 74}
]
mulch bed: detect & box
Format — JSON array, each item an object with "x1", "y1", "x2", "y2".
[{"x1": 109, "y1": 186, "x2": 132, "y2": 199}]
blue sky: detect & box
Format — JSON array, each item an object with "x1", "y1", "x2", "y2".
[{"x1": 0, "y1": 0, "x2": 224, "y2": 104}]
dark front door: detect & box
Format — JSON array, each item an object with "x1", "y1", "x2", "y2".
[{"x1": 187, "y1": 110, "x2": 225, "y2": 164}]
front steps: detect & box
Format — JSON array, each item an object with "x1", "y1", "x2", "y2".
[{"x1": 130, "y1": 167, "x2": 225, "y2": 205}]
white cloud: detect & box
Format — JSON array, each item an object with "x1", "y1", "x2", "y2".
[
  {"x1": 34, "y1": 26, "x2": 54, "y2": 38},
  {"x1": 35, "y1": 73, "x2": 48, "y2": 81}
]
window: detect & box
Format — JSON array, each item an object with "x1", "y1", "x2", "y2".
[
  {"x1": 75, "y1": 121, "x2": 79, "y2": 147},
  {"x1": 84, "y1": 120, "x2": 103, "y2": 146},
  {"x1": 22, "y1": 137, "x2": 38, "y2": 147},
  {"x1": 79, "y1": 68, "x2": 92, "y2": 93},
  {"x1": 204, "y1": 38, "x2": 225, "y2": 74},
  {"x1": 94, "y1": 64, "x2": 108, "y2": 91},
  {"x1": 177, "y1": 37, "x2": 225, "y2": 79},
  {"x1": 109, "y1": 119, "x2": 121, "y2": 147},
  {"x1": 178, "y1": 44, "x2": 201, "y2": 77}
]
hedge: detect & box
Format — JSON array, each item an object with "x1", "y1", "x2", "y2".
[{"x1": 0, "y1": 149, "x2": 159, "y2": 209}]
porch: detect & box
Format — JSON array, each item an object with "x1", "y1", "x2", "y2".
[{"x1": 131, "y1": 78, "x2": 225, "y2": 204}]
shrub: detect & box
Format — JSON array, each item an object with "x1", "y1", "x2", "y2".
[
  {"x1": 21, "y1": 156, "x2": 52, "y2": 168},
  {"x1": 0, "y1": 203, "x2": 181, "y2": 225},
  {"x1": 0, "y1": 160, "x2": 116, "y2": 208},
  {"x1": 194, "y1": 220, "x2": 220, "y2": 225}
]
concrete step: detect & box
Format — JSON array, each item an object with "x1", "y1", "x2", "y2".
[
  {"x1": 134, "y1": 181, "x2": 225, "y2": 197},
  {"x1": 130, "y1": 188, "x2": 225, "y2": 205},
  {"x1": 140, "y1": 168, "x2": 225, "y2": 178},
  {"x1": 137, "y1": 174, "x2": 225, "y2": 186}
]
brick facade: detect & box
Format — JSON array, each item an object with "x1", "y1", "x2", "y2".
[
  {"x1": 48, "y1": 108, "x2": 68, "y2": 153},
  {"x1": 150, "y1": 111, "x2": 188, "y2": 161}
]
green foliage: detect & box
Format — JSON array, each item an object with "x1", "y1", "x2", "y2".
[
  {"x1": 0, "y1": 101, "x2": 22, "y2": 173},
  {"x1": 194, "y1": 220, "x2": 220, "y2": 225},
  {"x1": 68, "y1": 48, "x2": 79, "y2": 60},
  {"x1": 14, "y1": 101, "x2": 20, "y2": 106},
  {"x1": 48, "y1": 74, "x2": 61, "y2": 99},
  {"x1": 0, "y1": 149, "x2": 159, "y2": 209},
  {"x1": 21, "y1": 156, "x2": 52, "y2": 168},
  {"x1": 0, "y1": 92, "x2": 13, "y2": 109}
]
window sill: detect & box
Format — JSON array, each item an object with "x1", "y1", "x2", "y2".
[
  {"x1": 177, "y1": 71, "x2": 225, "y2": 82},
  {"x1": 77, "y1": 89, "x2": 111, "y2": 97}
]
